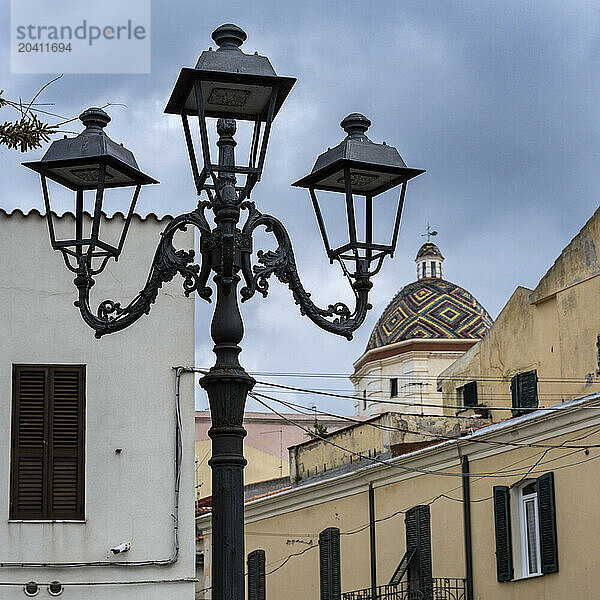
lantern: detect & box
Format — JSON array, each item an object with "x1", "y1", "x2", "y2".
[
  {"x1": 292, "y1": 113, "x2": 425, "y2": 275},
  {"x1": 164, "y1": 24, "x2": 296, "y2": 198},
  {"x1": 23, "y1": 107, "x2": 157, "y2": 273}
]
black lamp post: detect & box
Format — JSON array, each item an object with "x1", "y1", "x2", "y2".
[{"x1": 24, "y1": 24, "x2": 424, "y2": 600}]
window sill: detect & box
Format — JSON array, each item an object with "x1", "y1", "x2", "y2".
[
  {"x1": 512, "y1": 573, "x2": 544, "y2": 581},
  {"x1": 8, "y1": 519, "x2": 87, "y2": 523}
]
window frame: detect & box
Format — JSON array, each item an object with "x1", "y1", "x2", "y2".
[
  {"x1": 10, "y1": 364, "x2": 86, "y2": 522},
  {"x1": 519, "y1": 483, "x2": 542, "y2": 578}
]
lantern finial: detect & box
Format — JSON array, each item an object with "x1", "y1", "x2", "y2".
[
  {"x1": 340, "y1": 113, "x2": 371, "y2": 139},
  {"x1": 211, "y1": 24, "x2": 247, "y2": 51},
  {"x1": 79, "y1": 107, "x2": 111, "y2": 131}
]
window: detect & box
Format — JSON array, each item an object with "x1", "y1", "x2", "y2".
[
  {"x1": 460, "y1": 381, "x2": 478, "y2": 407},
  {"x1": 390, "y1": 378, "x2": 398, "y2": 398},
  {"x1": 362, "y1": 390, "x2": 367, "y2": 411},
  {"x1": 493, "y1": 472, "x2": 558, "y2": 582},
  {"x1": 430, "y1": 261, "x2": 436, "y2": 277},
  {"x1": 10, "y1": 365, "x2": 85, "y2": 520},
  {"x1": 511, "y1": 370, "x2": 538, "y2": 416},
  {"x1": 520, "y1": 482, "x2": 541, "y2": 577}
]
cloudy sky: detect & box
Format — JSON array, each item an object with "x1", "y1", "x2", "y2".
[{"x1": 2, "y1": 1, "x2": 600, "y2": 414}]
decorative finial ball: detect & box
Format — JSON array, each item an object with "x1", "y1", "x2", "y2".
[
  {"x1": 79, "y1": 107, "x2": 111, "y2": 129},
  {"x1": 340, "y1": 113, "x2": 371, "y2": 138},
  {"x1": 211, "y1": 24, "x2": 247, "y2": 50}
]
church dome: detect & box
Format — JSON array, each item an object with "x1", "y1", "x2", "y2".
[
  {"x1": 366, "y1": 278, "x2": 493, "y2": 350},
  {"x1": 366, "y1": 239, "x2": 492, "y2": 351}
]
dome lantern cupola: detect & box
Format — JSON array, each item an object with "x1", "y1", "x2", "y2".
[{"x1": 416, "y1": 242, "x2": 444, "y2": 279}]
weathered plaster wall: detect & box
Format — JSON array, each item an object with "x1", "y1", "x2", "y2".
[{"x1": 440, "y1": 207, "x2": 600, "y2": 418}]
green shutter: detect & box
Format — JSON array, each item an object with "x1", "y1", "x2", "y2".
[
  {"x1": 519, "y1": 370, "x2": 538, "y2": 410},
  {"x1": 463, "y1": 381, "x2": 478, "y2": 407},
  {"x1": 405, "y1": 505, "x2": 433, "y2": 599},
  {"x1": 319, "y1": 527, "x2": 341, "y2": 600},
  {"x1": 511, "y1": 370, "x2": 538, "y2": 416},
  {"x1": 493, "y1": 486, "x2": 513, "y2": 582},
  {"x1": 536, "y1": 472, "x2": 559, "y2": 574}
]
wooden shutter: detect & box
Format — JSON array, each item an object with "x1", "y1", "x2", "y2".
[
  {"x1": 512, "y1": 370, "x2": 538, "y2": 416},
  {"x1": 405, "y1": 505, "x2": 433, "y2": 598},
  {"x1": 10, "y1": 365, "x2": 84, "y2": 520},
  {"x1": 49, "y1": 367, "x2": 85, "y2": 519},
  {"x1": 493, "y1": 486, "x2": 513, "y2": 582},
  {"x1": 536, "y1": 472, "x2": 558, "y2": 574},
  {"x1": 518, "y1": 370, "x2": 538, "y2": 410},
  {"x1": 10, "y1": 367, "x2": 47, "y2": 519},
  {"x1": 462, "y1": 381, "x2": 478, "y2": 407},
  {"x1": 319, "y1": 527, "x2": 341, "y2": 600},
  {"x1": 247, "y1": 549, "x2": 266, "y2": 600}
]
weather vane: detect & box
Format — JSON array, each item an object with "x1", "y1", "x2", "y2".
[{"x1": 421, "y1": 222, "x2": 438, "y2": 242}]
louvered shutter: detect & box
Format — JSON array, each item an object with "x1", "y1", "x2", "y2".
[
  {"x1": 319, "y1": 527, "x2": 341, "y2": 600},
  {"x1": 49, "y1": 367, "x2": 84, "y2": 519},
  {"x1": 536, "y1": 472, "x2": 558, "y2": 574},
  {"x1": 10, "y1": 365, "x2": 84, "y2": 520},
  {"x1": 493, "y1": 486, "x2": 513, "y2": 582},
  {"x1": 247, "y1": 549, "x2": 266, "y2": 600},
  {"x1": 512, "y1": 370, "x2": 538, "y2": 416},
  {"x1": 518, "y1": 370, "x2": 538, "y2": 411},
  {"x1": 405, "y1": 505, "x2": 433, "y2": 599},
  {"x1": 10, "y1": 367, "x2": 47, "y2": 519},
  {"x1": 462, "y1": 381, "x2": 478, "y2": 407}
]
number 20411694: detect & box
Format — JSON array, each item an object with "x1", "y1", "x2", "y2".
[{"x1": 18, "y1": 43, "x2": 72, "y2": 52}]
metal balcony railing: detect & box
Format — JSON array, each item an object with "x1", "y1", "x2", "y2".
[{"x1": 342, "y1": 578, "x2": 466, "y2": 600}]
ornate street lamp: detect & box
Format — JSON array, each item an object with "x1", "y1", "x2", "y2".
[{"x1": 25, "y1": 24, "x2": 424, "y2": 600}]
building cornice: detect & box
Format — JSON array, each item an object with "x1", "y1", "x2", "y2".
[
  {"x1": 353, "y1": 339, "x2": 478, "y2": 374},
  {"x1": 196, "y1": 392, "x2": 600, "y2": 532}
]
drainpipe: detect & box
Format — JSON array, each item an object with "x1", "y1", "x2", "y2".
[
  {"x1": 369, "y1": 483, "x2": 377, "y2": 600},
  {"x1": 461, "y1": 456, "x2": 473, "y2": 600}
]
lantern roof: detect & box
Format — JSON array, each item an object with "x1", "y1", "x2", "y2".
[
  {"x1": 164, "y1": 24, "x2": 296, "y2": 121},
  {"x1": 292, "y1": 113, "x2": 424, "y2": 196},
  {"x1": 23, "y1": 107, "x2": 158, "y2": 191}
]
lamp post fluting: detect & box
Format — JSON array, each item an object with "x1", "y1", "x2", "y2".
[{"x1": 24, "y1": 24, "x2": 424, "y2": 600}]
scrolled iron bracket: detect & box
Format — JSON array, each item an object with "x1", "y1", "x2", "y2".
[
  {"x1": 74, "y1": 201, "x2": 214, "y2": 338},
  {"x1": 240, "y1": 201, "x2": 373, "y2": 340}
]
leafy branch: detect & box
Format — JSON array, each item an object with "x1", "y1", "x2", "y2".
[{"x1": 0, "y1": 75, "x2": 125, "y2": 153}]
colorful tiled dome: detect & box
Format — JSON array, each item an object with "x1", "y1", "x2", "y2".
[{"x1": 366, "y1": 278, "x2": 493, "y2": 350}]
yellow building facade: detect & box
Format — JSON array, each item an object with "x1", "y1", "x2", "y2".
[
  {"x1": 438, "y1": 206, "x2": 600, "y2": 418},
  {"x1": 196, "y1": 393, "x2": 600, "y2": 599}
]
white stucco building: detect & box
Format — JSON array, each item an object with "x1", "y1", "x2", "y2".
[
  {"x1": 0, "y1": 208, "x2": 196, "y2": 599},
  {"x1": 352, "y1": 242, "x2": 493, "y2": 417}
]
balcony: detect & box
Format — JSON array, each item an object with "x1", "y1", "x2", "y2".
[{"x1": 342, "y1": 578, "x2": 466, "y2": 600}]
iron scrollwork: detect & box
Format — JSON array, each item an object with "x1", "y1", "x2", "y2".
[
  {"x1": 74, "y1": 202, "x2": 214, "y2": 338},
  {"x1": 239, "y1": 201, "x2": 373, "y2": 340},
  {"x1": 73, "y1": 197, "x2": 374, "y2": 341}
]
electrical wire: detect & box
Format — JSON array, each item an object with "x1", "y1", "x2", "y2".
[
  {"x1": 265, "y1": 393, "x2": 600, "y2": 450},
  {"x1": 252, "y1": 378, "x2": 600, "y2": 414},
  {"x1": 196, "y1": 367, "x2": 600, "y2": 384}
]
